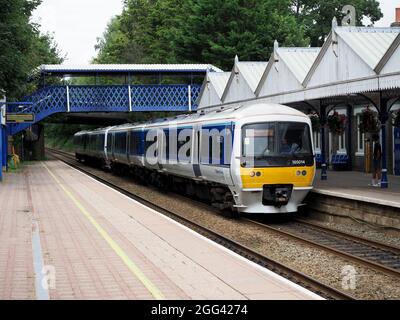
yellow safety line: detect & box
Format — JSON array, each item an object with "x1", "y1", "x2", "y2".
[{"x1": 42, "y1": 162, "x2": 165, "y2": 300}]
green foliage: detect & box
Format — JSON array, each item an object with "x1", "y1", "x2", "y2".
[
  {"x1": 95, "y1": 0, "x2": 308, "y2": 70},
  {"x1": 94, "y1": 1, "x2": 383, "y2": 69},
  {"x1": 44, "y1": 123, "x2": 95, "y2": 152},
  {"x1": 174, "y1": 0, "x2": 308, "y2": 70},
  {"x1": 359, "y1": 107, "x2": 379, "y2": 133},
  {"x1": 0, "y1": 0, "x2": 63, "y2": 99},
  {"x1": 392, "y1": 109, "x2": 400, "y2": 128},
  {"x1": 327, "y1": 111, "x2": 346, "y2": 134},
  {"x1": 291, "y1": 0, "x2": 383, "y2": 46},
  {"x1": 308, "y1": 113, "x2": 320, "y2": 132}
]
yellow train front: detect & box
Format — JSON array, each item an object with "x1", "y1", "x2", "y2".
[{"x1": 229, "y1": 104, "x2": 315, "y2": 214}]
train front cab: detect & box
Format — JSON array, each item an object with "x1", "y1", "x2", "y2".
[{"x1": 231, "y1": 118, "x2": 315, "y2": 214}]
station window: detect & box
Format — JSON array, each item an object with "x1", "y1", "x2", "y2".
[
  {"x1": 357, "y1": 114, "x2": 364, "y2": 154},
  {"x1": 339, "y1": 132, "x2": 346, "y2": 152},
  {"x1": 313, "y1": 131, "x2": 321, "y2": 152}
]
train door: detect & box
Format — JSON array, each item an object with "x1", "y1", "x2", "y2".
[
  {"x1": 192, "y1": 125, "x2": 201, "y2": 178},
  {"x1": 199, "y1": 122, "x2": 234, "y2": 186},
  {"x1": 105, "y1": 129, "x2": 111, "y2": 163},
  {"x1": 111, "y1": 132, "x2": 116, "y2": 161}
]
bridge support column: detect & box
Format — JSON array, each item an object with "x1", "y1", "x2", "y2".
[
  {"x1": 188, "y1": 85, "x2": 192, "y2": 112},
  {"x1": 0, "y1": 125, "x2": 4, "y2": 181},
  {"x1": 346, "y1": 104, "x2": 353, "y2": 171},
  {"x1": 3, "y1": 126, "x2": 7, "y2": 168},
  {"x1": 379, "y1": 95, "x2": 389, "y2": 189},
  {"x1": 24, "y1": 124, "x2": 45, "y2": 161},
  {"x1": 320, "y1": 104, "x2": 328, "y2": 180}
]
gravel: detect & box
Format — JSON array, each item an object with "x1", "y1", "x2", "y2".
[{"x1": 305, "y1": 214, "x2": 400, "y2": 248}]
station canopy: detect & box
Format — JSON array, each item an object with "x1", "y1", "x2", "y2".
[
  {"x1": 198, "y1": 22, "x2": 400, "y2": 111},
  {"x1": 37, "y1": 64, "x2": 223, "y2": 76}
]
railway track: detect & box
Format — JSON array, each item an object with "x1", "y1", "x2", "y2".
[
  {"x1": 245, "y1": 217, "x2": 400, "y2": 278},
  {"x1": 46, "y1": 147, "x2": 355, "y2": 300}
]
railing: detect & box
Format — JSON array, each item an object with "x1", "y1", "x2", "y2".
[{"x1": 7, "y1": 84, "x2": 201, "y2": 135}]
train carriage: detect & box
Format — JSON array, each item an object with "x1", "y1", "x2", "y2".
[{"x1": 74, "y1": 103, "x2": 315, "y2": 214}]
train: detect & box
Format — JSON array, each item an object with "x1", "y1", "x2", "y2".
[{"x1": 73, "y1": 103, "x2": 315, "y2": 215}]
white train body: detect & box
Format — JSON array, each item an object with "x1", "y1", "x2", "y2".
[{"x1": 74, "y1": 103, "x2": 316, "y2": 214}]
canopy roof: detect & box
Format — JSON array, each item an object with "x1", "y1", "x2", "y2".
[
  {"x1": 197, "y1": 23, "x2": 400, "y2": 111},
  {"x1": 38, "y1": 64, "x2": 223, "y2": 76}
]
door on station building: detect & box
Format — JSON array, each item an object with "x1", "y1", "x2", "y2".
[{"x1": 394, "y1": 127, "x2": 400, "y2": 176}]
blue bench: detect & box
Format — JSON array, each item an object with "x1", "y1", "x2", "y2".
[{"x1": 331, "y1": 154, "x2": 349, "y2": 171}]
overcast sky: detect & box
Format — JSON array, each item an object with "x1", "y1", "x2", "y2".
[{"x1": 32, "y1": 0, "x2": 400, "y2": 65}]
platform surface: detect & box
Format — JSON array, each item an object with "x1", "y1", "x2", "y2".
[
  {"x1": 313, "y1": 170, "x2": 400, "y2": 208},
  {"x1": 0, "y1": 161, "x2": 320, "y2": 300}
]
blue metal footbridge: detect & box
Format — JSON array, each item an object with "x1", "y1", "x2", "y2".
[
  {"x1": 6, "y1": 84, "x2": 202, "y2": 135},
  {"x1": 0, "y1": 63, "x2": 222, "y2": 180}
]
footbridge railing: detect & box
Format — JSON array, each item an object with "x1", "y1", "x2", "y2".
[{"x1": 7, "y1": 84, "x2": 201, "y2": 135}]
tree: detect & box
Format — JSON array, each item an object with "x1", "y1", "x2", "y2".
[
  {"x1": 95, "y1": 16, "x2": 143, "y2": 64},
  {"x1": 291, "y1": 0, "x2": 383, "y2": 46},
  {"x1": 0, "y1": 0, "x2": 62, "y2": 99},
  {"x1": 94, "y1": 0, "x2": 308, "y2": 71},
  {"x1": 174, "y1": 0, "x2": 308, "y2": 70}
]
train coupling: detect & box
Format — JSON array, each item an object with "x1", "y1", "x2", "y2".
[{"x1": 262, "y1": 184, "x2": 293, "y2": 207}]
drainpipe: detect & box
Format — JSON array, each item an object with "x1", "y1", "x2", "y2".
[
  {"x1": 379, "y1": 94, "x2": 389, "y2": 188},
  {"x1": 346, "y1": 104, "x2": 353, "y2": 170},
  {"x1": 320, "y1": 104, "x2": 328, "y2": 180}
]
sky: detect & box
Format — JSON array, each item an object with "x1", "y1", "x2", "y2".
[
  {"x1": 32, "y1": 0, "x2": 124, "y2": 64},
  {"x1": 32, "y1": 0, "x2": 400, "y2": 65}
]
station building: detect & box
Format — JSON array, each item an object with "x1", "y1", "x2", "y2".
[{"x1": 197, "y1": 19, "x2": 400, "y2": 181}]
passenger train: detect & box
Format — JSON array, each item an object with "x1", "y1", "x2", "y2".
[{"x1": 73, "y1": 103, "x2": 315, "y2": 214}]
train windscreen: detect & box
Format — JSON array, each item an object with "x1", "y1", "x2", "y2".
[{"x1": 241, "y1": 122, "x2": 313, "y2": 167}]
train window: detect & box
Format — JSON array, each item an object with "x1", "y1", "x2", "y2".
[
  {"x1": 145, "y1": 132, "x2": 157, "y2": 154},
  {"x1": 202, "y1": 125, "x2": 232, "y2": 166},
  {"x1": 107, "y1": 134, "x2": 112, "y2": 151},
  {"x1": 115, "y1": 132, "x2": 127, "y2": 154},
  {"x1": 129, "y1": 131, "x2": 136, "y2": 155},
  {"x1": 278, "y1": 123, "x2": 312, "y2": 155},
  {"x1": 242, "y1": 122, "x2": 313, "y2": 167},
  {"x1": 177, "y1": 128, "x2": 191, "y2": 161},
  {"x1": 163, "y1": 129, "x2": 169, "y2": 160},
  {"x1": 128, "y1": 131, "x2": 143, "y2": 156}
]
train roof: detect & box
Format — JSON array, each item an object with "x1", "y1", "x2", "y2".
[{"x1": 78, "y1": 103, "x2": 309, "y2": 135}]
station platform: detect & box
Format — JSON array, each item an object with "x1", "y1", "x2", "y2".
[
  {"x1": 308, "y1": 170, "x2": 400, "y2": 229},
  {"x1": 0, "y1": 160, "x2": 320, "y2": 300},
  {"x1": 313, "y1": 170, "x2": 400, "y2": 208}
]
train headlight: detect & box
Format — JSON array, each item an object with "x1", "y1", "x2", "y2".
[
  {"x1": 249, "y1": 171, "x2": 255, "y2": 177},
  {"x1": 302, "y1": 170, "x2": 307, "y2": 176},
  {"x1": 296, "y1": 170, "x2": 301, "y2": 176}
]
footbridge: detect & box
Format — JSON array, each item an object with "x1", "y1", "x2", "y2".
[{"x1": 4, "y1": 64, "x2": 222, "y2": 135}]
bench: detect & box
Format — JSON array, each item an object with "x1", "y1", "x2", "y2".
[{"x1": 331, "y1": 154, "x2": 349, "y2": 171}]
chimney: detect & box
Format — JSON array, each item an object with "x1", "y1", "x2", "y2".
[{"x1": 391, "y1": 8, "x2": 400, "y2": 27}]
